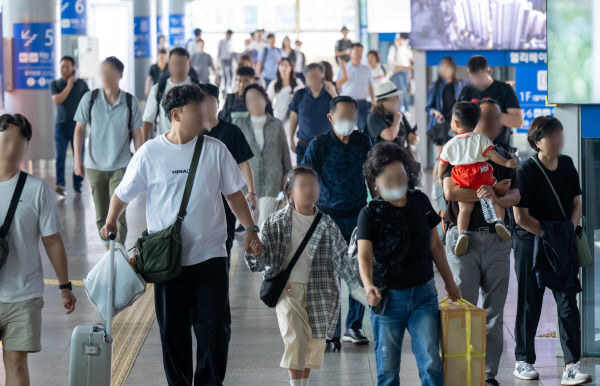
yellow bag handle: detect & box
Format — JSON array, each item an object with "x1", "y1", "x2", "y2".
[{"x1": 439, "y1": 297, "x2": 483, "y2": 386}]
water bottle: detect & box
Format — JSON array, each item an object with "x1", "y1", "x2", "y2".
[{"x1": 480, "y1": 197, "x2": 498, "y2": 224}]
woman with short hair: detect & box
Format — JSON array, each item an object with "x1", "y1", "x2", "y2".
[
  {"x1": 513, "y1": 116, "x2": 590, "y2": 385},
  {"x1": 357, "y1": 141, "x2": 460, "y2": 386}
]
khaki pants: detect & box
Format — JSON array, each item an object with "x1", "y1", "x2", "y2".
[
  {"x1": 86, "y1": 168, "x2": 127, "y2": 245},
  {"x1": 276, "y1": 282, "x2": 326, "y2": 370}
]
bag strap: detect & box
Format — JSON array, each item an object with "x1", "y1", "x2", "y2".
[
  {"x1": 176, "y1": 136, "x2": 204, "y2": 222},
  {"x1": 0, "y1": 172, "x2": 27, "y2": 238},
  {"x1": 531, "y1": 156, "x2": 568, "y2": 221},
  {"x1": 155, "y1": 79, "x2": 168, "y2": 121},
  {"x1": 125, "y1": 92, "x2": 133, "y2": 131},
  {"x1": 284, "y1": 211, "x2": 323, "y2": 273},
  {"x1": 88, "y1": 88, "x2": 100, "y2": 128}
]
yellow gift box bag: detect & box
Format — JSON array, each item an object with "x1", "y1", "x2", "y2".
[{"x1": 439, "y1": 297, "x2": 486, "y2": 386}]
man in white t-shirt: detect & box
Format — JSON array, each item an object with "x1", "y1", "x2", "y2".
[
  {"x1": 336, "y1": 43, "x2": 375, "y2": 133},
  {"x1": 142, "y1": 47, "x2": 196, "y2": 142},
  {"x1": 0, "y1": 114, "x2": 76, "y2": 386},
  {"x1": 102, "y1": 84, "x2": 262, "y2": 385}
]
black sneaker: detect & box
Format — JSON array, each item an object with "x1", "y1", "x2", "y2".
[
  {"x1": 342, "y1": 328, "x2": 369, "y2": 344},
  {"x1": 325, "y1": 337, "x2": 341, "y2": 352},
  {"x1": 485, "y1": 379, "x2": 500, "y2": 386}
]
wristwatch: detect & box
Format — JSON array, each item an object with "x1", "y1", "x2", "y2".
[
  {"x1": 246, "y1": 225, "x2": 260, "y2": 233},
  {"x1": 59, "y1": 282, "x2": 72, "y2": 291}
]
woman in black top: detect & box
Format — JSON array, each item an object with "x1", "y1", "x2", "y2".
[
  {"x1": 357, "y1": 142, "x2": 460, "y2": 386},
  {"x1": 513, "y1": 116, "x2": 590, "y2": 384}
]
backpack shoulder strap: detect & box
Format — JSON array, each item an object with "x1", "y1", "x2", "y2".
[
  {"x1": 177, "y1": 136, "x2": 205, "y2": 222},
  {"x1": 225, "y1": 93, "x2": 235, "y2": 123},
  {"x1": 155, "y1": 79, "x2": 168, "y2": 121},
  {"x1": 88, "y1": 89, "x2": 100, "y2": 127},
  {"x1": 313, "y1": 133, "x2": 329, "y2": 175},
  {"x1": 0, "y1": 172, "x2": 28, "y2": 238},
  {"x1": 125, "y1": 92, "x2": 133, "y2": 131}
]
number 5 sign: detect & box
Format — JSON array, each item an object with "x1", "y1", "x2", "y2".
[
  {"x1": 61, "y1": 0, "x2": 87, "y2": 35},
  {"x1": 13, "y1": 23, "x2": 57, "y2": 90}
]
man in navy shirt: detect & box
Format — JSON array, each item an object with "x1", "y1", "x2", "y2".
[
  {"x1": 50, "y1": 56, "x2": 89, "y2": 196},
  {"x1": 302, "y1": 96, "x2": 372, "y2": 347},
  {"x1": 289, "y1": 62, "x2": 338, "y2": 165}
]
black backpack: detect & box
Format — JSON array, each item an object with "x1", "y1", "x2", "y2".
[
  {"x1": 155, "y1": 78, "x2": 200, "y2": 121},
  {"x1": 88, "y1": 88, "x2": 133, "y2": 131}
]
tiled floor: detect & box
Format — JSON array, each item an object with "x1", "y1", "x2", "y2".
[{"x1": 1, "y1": 166, "x2": 600, "y2": 385}]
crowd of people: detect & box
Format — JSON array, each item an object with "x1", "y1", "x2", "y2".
[{"x1": 0, "y1": 25, "x2": 591, "y2": 386}]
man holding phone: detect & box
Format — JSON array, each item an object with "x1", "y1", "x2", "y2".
[{"x1": 51, "y1": 56, "x2": 90, "y2": 197}]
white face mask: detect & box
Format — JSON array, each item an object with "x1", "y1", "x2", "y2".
[
  {"x1": 334, "y1": 119, "x2": 356, "y2": 136},
  {"x1": 380, "y1": 185, "x2": 408, "y2": 201}
]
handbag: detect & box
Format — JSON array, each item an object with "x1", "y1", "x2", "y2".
[
  {"x1": 0, "y1": 171, "x2": 27, "y2": 270},
  {"x1": 84, "y1": 242, "x2": 147, "y2": 320},
  {"x1": 132, "y1": 136, "x2": 204, "y2": 283},
  {"x1": 259, "y1": 212, "x2": 323, "y2": 307},
  {"x1": 531, "y1": 156, "x2": 592, "y2": 267}
]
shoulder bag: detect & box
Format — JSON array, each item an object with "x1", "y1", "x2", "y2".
[
  {"x1": 260, "y1": 212, "x2": 323, "y2": 307},
  {"x1": 131, "y1": 136, "x2": 204, "y2": 283},
  {"x1": 0, "y1": 171, "x2": 27, "y2": 270},
  {"x1": 531, "y1": 156, "x2": 592, "y2": 267}
]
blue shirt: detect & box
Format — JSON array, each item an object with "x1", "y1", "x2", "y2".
[
  {"x1": 258, "y1": 46, "x2": 282, "y2": 80},
  {"x1": 301, "y1": 129, "x2": 371, "y2": 212},
  {"x1": 289, "y1": 86, "x2": 333, "y2": 141}
]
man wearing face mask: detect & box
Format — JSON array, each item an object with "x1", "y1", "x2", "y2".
[{"x1": 301, "y1": 96, "x2": 372, "y2": 348}]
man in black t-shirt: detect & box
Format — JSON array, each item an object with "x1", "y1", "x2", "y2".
[
  {"x1": 458, "y1": 55, "x2": 523, "y2": 152},
  {"x1": 334, "y1": 26, "x2": 352, "y2": 64},
  {"x1": 443, "y1": 99, "x2": 521, "y2": 384},
  {"x1": 50, "y1": 56, "x2": 90, "y2": 196},
  {"x1": 200, "y1": 83, "x2": 256, "y2": 262}
]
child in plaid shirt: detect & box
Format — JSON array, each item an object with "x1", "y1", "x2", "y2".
[{"x1": 246, "y1": 166, "x2": 367, "y2": 386}]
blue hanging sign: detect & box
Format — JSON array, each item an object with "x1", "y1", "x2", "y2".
[
  {"x1": 13, "y1": 23, "x2": 57, "y2": 90},
  {"x1": 61, "y1": 0, "x2": 87, "y2": 35},
  {"x1": 515, "y1": 64, "x2": 553, "y2": 133},
  {"x1": 134, "y1": 16, "x2": 151, "y2": 58},
  {"x1": 169, "y1": 14, "x2": 185, "y2": 47}
]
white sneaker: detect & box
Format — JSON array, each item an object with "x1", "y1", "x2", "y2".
[
  {"x1": 561, "y1": 361, "x2": 591, "y2": 385},
  {"x1": 454, "y1": 233, "x2": 468, "y2": 256},
  {"x1": 495, "y1": 221, "x2": 512, "y2": 241},
  {"x1": 513, "y1": 361, "x2": 539, "y2": 380}
]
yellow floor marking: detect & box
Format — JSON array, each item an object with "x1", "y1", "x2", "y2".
[{"x1": 111, "y1": 284, "x2": 156, "y2": 386}]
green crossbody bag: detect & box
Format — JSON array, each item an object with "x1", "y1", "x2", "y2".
[
  {"x1": 531, "y1": 156, "x2": 592, "y2": 267},
  {"x1": 132, "y1": 136, "x2": 204, "y2": 283}
]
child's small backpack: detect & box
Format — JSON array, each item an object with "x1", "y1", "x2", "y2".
[
  {"x1": 434, "y1": 177, "x2": 448, "y2": 245},
  {"x1": 347, "y1": 227, "x2": 362, "y2": 284}
]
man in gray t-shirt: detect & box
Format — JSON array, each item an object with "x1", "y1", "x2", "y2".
[
  {"x1": 191, "y1": 40, "x2": 217, "y2": 84},
  {"x1": 73, "y1": 56, "x2": 143, "y2": 247}
]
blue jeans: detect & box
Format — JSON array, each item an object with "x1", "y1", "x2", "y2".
[
  {"x1": 330, "y1": 215, "x2": 365, "y2": 334},
  {"x1": 55, "y1": 123, "x2": 84, "y2": 190},
  {"x1": 371, "y1": 279, "x2": 443, "y2": 386},
  {"x1": 390, "y1": 71, "x2": 409, "y2": 112},
  {"x1": 357, "y1": 99, "x2": 369, "y2": 133}
]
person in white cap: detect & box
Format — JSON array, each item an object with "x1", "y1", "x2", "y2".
[{"x1": 367, "y1": 80, "x2": 418, "y2": 150}]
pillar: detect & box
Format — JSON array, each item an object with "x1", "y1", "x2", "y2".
[
  {"x1": 168, "y1": 0, "x2": 185, "y2": 48},
  {"x1": 133, "y1": 0, "x2": 153, "y2": 100},
  {"x1": 413, "y1": 50, "x2": 429, "y2": 168},
  {"x1": 156, "y1": 0, "x2": 167, "y2": 47},
  {"x1": 3, "y1": 0, "x2": 59, "y2": 161},
  {"x1": 60, "y1": 0, "x2": 88, "y2": 56}
]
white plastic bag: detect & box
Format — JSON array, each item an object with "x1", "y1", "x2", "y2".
[{"x1": 83, "y1": 243, "x2": 146, "y2": 320}]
